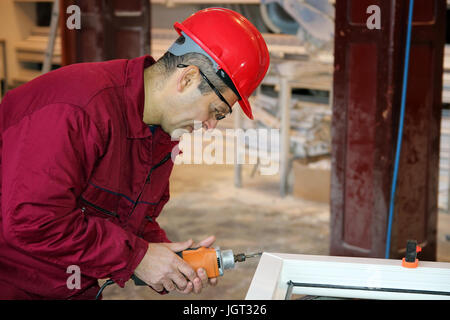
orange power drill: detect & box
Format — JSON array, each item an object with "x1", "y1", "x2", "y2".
[
  {"x1": 178, "y1": 247, "x2": 262, "y2": 278},
  {"x1": 131, "y1": 247, "x2": 262, "y2": 285}
]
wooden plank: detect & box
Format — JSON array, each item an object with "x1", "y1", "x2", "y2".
[
  {"x1": 15, "y1": 37, "x2": 61, "y2": 54},
  {"x1": 14, "y1": 0, "x2": 53, "y2": 2},
  {"x1": 262, "y1": 74, "x2": 332, "y2": 91},
  {"x1": 150, "y1": 29, "x2": 325, "y2": 62},
  {"x1": 12, "y1": 68, "x2": 41, "y2": 84},
  {"x1": 32, "y1": 26, "x2": 60, "y2": 36},
  {"x1": 252, "y1": 106, "x2": 280, "y2": 128},
  {"x1": 17, "y1": 51, "x2": 61, "y2": 64},
  {"x1": 443, "y1": 90, "x2": 450, "y2": 104},
  {"x1": 0, "y1": 39, "x2": 5, "y2": 83}
]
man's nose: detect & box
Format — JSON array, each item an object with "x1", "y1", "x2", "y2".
[{"x1": 203, "y1": 118, "x2": 218, "y2": 130}]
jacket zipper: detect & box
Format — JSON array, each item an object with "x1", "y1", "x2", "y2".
[
  {"x1": 129, "y1": 152, "x2": 172, "y2": 217},
  {"x1": 145, "y1": 152, "x2": 172, "y2": 183},
  {"x1": 80, "y1": 196, "x2": 119, "y2": 218}
]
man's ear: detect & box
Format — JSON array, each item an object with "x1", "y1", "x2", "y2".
[{"x1": 177, "y1": 65, "x2": 200, "y2": 92}]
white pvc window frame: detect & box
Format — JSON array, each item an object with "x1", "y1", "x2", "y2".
[{"x1": 245, "y1": 253, "x2": 450, "y2": 300}]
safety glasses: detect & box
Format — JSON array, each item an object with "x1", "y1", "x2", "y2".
[{"x1": 177, "y1": 64, "x2": 232, "y2": 120}]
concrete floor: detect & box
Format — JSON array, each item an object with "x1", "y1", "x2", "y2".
[{"x1": 102, "y1": 162, "x2": 450, "y2": 300}]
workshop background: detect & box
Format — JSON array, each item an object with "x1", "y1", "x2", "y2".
[{"x1": 0, "y1": 0, "x2": 449, "y2": 300}]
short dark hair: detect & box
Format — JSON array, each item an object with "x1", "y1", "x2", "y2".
[{"x1": 156, "y1": 36, "x2": 228, "y2": 95}]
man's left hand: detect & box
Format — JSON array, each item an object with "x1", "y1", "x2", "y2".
[{"x1": 175, "y1": 235, "x2": 218, "y2": 294}]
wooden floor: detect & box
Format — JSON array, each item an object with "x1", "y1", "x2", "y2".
[{"x1": 102, "y1": 162, "x2": 450, "y2": 300}]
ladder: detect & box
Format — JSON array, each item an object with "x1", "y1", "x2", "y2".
[{"x1": 42, "y1": 0, "x2": 60, "y2": 74}]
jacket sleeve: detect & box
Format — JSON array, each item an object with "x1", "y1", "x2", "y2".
[{"x1": 1, "y1": 103, "x2": 148, "y2": 287}]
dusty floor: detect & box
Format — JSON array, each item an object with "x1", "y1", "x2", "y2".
[{"x1": 102, "y1": 162, "x2": 450, "y2": 300}]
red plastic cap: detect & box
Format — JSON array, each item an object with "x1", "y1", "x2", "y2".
[{"x1": 174, "y1": 8, "x2": 270, "y2": 120}]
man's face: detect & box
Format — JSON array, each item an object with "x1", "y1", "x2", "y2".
[{"x1": 161, "y1": 66, "x2": 239, "y2": 139}]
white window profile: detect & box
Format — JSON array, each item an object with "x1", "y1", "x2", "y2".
[{"x1": 245, "y1": 253, "x2": 450, "y2": 300}]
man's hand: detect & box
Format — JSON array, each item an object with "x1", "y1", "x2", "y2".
[
  {"x1": 175, "y1": 235, "x2": 219, "y2": 295},
  {"x1": 134, "y1": 239, "x2": 199, "y2": 293}
]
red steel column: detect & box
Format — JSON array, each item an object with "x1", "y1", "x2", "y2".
[
  {"x1": 60, "y1": 0, "x2": 151, "y2": 64},
  {"x1": 330, "y1": 0, "x2": 445, "y2": 260}
]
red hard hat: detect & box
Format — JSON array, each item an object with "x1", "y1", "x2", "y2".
[{"x1": 173, "y1": 8, "x2": 270, "y2": 120}]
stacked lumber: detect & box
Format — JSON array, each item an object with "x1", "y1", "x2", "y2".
[
  {"x1": 151, "y1": 28, "x2": 178, "y2": 60},
  {"x1": 251, "y1": 92, "x2": 331, "y2": 159},
  {"x1": 439, "y1": 109, "x2": 450, "y2": 211},
  {"x1": 248, "y1": 33, "x2": 333, "y2": 160},
  {"x1": 13, "y1": 26, "x2": 61, "y2": 85},
  {"x1": 150, "y1": 29, "x2": 331, "y2": 63},
  {"x1": 443, "y1": 45, "x2": 450, "y2": 104}
]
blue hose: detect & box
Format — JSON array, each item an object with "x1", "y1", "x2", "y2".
[{"x1": 385, "y1": 0, "x2": 415, "y2": 259}]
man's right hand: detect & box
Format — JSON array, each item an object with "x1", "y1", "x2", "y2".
[{"x1": 133, "y1": 239, "x2": 200, "y2": 293}]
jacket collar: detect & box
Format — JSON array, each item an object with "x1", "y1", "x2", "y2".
[
  {"x1": 123, "y1": 55, "x2": 154, "y2": 139},
  {"x1": 123, "y1": 55, "x2": 179, "y2": 148}
]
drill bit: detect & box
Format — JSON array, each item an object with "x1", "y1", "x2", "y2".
[
  {"x1": 234, "y1": 252, "x2": 262, "y2": 263},
  {"x1": 246, "y1": 252, "x2": 262, "y2": 259}
]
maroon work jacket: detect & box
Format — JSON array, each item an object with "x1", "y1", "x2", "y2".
[{"x1": 0, "y1": 55, "x2": 178, "y2": 299}]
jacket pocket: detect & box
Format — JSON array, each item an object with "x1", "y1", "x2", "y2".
[
  {"x1": 141, "y1": 152, "x2": 172, "y2": 203},
  {"x1": 80, "y1": 195, "x2": 119, "y2": 220}
]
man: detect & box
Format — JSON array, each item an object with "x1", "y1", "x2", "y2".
[{"x1": 0, "y1": 8, "x2": 269, "y2": 299}]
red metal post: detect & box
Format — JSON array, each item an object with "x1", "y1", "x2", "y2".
[
  {"x1": 60, "y1": 0, "x2": 151, "y2": 64},
  {"x1": 330, "y1": 0, "x2": 445, "y2": 260}
]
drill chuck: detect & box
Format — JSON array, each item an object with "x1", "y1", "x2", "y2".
[{"x1": 217, "y1": 249, "x2": 235, "y2": 275}]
